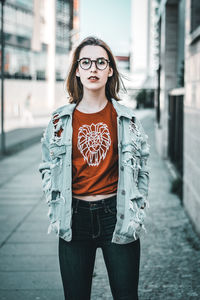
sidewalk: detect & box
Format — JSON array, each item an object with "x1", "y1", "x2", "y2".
[{"x1": 0, "y1": 109, "x2": 200, "y2": 299}]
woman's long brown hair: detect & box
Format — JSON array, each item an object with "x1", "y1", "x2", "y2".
[{"x1": 65, "y1": 36, "x2": 127, "y2": 104}]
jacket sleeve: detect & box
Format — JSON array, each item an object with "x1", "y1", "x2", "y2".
[
  {"x1": 136, "y1": 119, "x2": 150, "y2": 208},
  {"x1": 38, "y1": 120, "x2": 53, "y2": 204}
]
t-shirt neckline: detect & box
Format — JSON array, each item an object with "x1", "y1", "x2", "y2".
[{"x1": 75, "y1": 100, "x2": 109, "y2": 115}]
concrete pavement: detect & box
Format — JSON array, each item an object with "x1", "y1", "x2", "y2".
[{"x1": 0, "y1": 109, "x2": 200, "y2": 299}]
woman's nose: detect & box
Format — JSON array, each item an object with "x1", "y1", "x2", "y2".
[{"x1": 90, "y1": 61, "x2": 97, "y2": 71}]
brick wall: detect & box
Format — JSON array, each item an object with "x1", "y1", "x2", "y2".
[{"x1": 183, "y1": 0, "x2": 200, "y2": 235}]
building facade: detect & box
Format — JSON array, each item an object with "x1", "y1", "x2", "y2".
[
  {"x1": 154, "y1": 0, "x2": 200, "y2": 236},
  {"x1": 0, "y1": 0, "x2": 80, "y2": 130},
  {"x1": 2, "y1": 0, "x2": 35, "y2": 80},
  {"x1": 183, "y1": 0, "x2": 200, "y2": 235},
  {"x1": 1, "y1": 0, "x2": 76, "y2": 81}
]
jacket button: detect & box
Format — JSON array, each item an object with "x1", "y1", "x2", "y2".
[
  {"x1": 50, "y1": 151, "x2": 54, "y2": 156},
  {"x1": 121, "y1": 189, "x2": 126, "y2": 195},
  {"x1": 120, "y1": 166, "x2": 124, "y2": 171},
  {"x1": 120, "y1": 214, "x2": 124, "y2": 219}
]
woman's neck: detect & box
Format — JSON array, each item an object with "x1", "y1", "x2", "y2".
[{"x1": 77, "y1": 90, "x2": 109, "y2": 113}]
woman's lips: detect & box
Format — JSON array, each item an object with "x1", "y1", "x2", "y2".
[
  {"x1": 88, "y1": 78, "x2": 99, "y2": 82},
  {"x1": 88, "y1": 76, "x2": 99, "y2": 82}
]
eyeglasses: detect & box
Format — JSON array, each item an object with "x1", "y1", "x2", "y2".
[{"x1": 77, "y1": 57, "x2": 110, "y2": 70}]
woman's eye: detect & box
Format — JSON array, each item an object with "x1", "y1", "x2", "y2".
[
  {"x1": 82, "y1": 60, "x2": 89, "y2": 65},
  {"x1": 98, "y1": 59, "x2": 105, "y2": 65}
]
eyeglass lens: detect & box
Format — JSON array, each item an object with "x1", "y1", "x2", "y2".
[{"x1": 79, "y1": 58, "x2": 108, "y2": 70}]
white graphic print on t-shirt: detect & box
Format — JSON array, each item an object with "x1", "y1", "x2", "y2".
[{"x1": 77, "y1": 122, "x2": 111, "y2": 166}]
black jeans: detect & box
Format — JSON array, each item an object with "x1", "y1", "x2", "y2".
[{"x1": 58, "y1": 195, "x2": 140, "y2": 300}]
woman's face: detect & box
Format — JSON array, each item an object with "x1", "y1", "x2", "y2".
[{"x1": 76, "y1": 45, "x2": 113, "y2": 93}]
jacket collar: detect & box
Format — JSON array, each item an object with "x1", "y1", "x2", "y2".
[
  {"x1": 52, "y1": 98, "x2": 135, "y2": 120},
  {"x1": 52, "y1": 103, "x2": 76, "y2": 119},
  {"x1": 111, "y1": 98, "x2": 135, "y2": 119}
]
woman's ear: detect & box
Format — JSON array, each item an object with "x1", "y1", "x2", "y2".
[
  {"x1": 108, "y1": 67, "x2": 113, "y2": 77},
  {"x1": 76, "y1": 68, "x2": 80, "y2": 77}
]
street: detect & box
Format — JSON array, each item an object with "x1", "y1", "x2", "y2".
[{"x1": 0, "y1": 109, "x2": 200, "y2": 300}]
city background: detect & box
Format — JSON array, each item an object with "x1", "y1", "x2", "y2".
[{"x1": 0, "y1": 0, "x2": 200, "y2": 299}]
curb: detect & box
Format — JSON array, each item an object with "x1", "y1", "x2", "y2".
[{"x1": 0, "y1": 127, "x2": 44, "y2": 160}]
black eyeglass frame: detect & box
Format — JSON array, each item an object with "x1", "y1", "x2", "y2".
[{"x1": 77, "y1": 57, "x2": 110, "y2": 70}]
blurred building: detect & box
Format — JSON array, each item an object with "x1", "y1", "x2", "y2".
[
  {"x1": 2, "y1": 0, "x2": 34, "y2": 80},
  {"x1": 154, "y1": 0, "x2": 200, "y2": 236},
  {"x1": 115, "y1": 55, "x2": 130, "y2": 71},
  {"x1": 130, "y1": 0, "x2": 156, "y2": 89},
  {"x1": 1, "y1": 0, "x2": 79, "y2": 81},
  {"x1": 0, "y1": 0, "x2": 80, "y2": 129}
]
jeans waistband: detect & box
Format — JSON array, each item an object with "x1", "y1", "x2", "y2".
[{"x1": 72, "y1": 194, "x2": 117, "y2": 210}]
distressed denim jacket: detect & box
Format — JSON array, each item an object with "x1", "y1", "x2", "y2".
[{"x1": 39, "y1": 98, "x2": 150, "y2": 244}]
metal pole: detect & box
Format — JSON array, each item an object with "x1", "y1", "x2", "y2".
[{"x1": 1, "y1": 0, "x2": 5, "y2": 154}]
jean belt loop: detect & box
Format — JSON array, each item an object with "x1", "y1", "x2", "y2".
[
  {"x1": 101, "y1": 199, "x2": 108, "y2": 213},
  {"x1": 74, "y1": 198, "x2": 79, "y2": 213}
]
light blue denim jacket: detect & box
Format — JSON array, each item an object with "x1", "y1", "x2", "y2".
[{"x1": 39, "y1": 98, "x2": 150, "y2": 244}]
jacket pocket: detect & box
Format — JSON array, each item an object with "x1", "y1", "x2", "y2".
[
  {"x1": 49, "y1": 144, "x2": 66, "y2": 159},
  {"x1": 122, "y1": 143, "x2": 141, "y2": 184},
  {"x1": 122, "y1": 143, "x2": 141, "y2": 157}
]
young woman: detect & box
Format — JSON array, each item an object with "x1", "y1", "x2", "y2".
[{"x1": 39, "y1": 36, "x2": 150, "y2": 300}]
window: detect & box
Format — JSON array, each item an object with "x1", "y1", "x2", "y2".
[{"x1": 190, "y1": 0, "x2": 200, "y2": 33}]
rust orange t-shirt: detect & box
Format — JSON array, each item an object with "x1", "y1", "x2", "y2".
[{"x1": 72, "y1": 100, "x2": 118, "y2": 196}]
